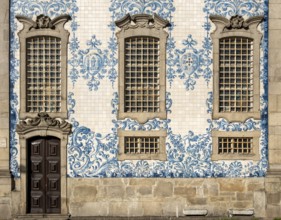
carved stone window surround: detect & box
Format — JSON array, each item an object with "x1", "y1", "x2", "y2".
[
  {"x1": 115, "y1": 14, "x2": 169, "y2": 124},
  {"x1": 16, "y1": 14, "x2": 71, "y2": 120},
  {"x1": 212, "y1": 130, "x2": 260, "y2": 161},
  {"x1": 118, "y1": 129, "x2": 167, "y2": 161},
  {"x1": 210, "y1": 15, "x2": 264, "y2": 122}
]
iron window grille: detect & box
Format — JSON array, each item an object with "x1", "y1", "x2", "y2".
[
  {"x1": 212, "y1": 130, "x2": 260, "y2": 161},
  {"x1": 124, "y1": 37, "x2": 160, "y2": 113},
  {"x1": 124, "y1": 136, "x2": 160, "y2": 154},
  {"x1": 26, "y1": 36, "x2": 61, "y2": 113},
  {"x1": 218, "y1": 137, "x2": 253, "y2": 154},
  {"x1": 219, "y1": 37, "x2": 254, "y2": 113}
]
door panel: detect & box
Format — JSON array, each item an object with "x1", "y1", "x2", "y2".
[
  {"x1": 46, "y1": 139, "x2": 61, "y2": 213},
  {"x1": 28, "y1": 137, "x2": 61, "y2": 214}
]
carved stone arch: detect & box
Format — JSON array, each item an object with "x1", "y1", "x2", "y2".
[{"x1": 16, "y1": 113, "x2": 71, "y2": 216}]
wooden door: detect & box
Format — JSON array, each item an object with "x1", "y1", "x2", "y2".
[{"x1": 27, "y1": 137, "x2": 61, "y2": 214}]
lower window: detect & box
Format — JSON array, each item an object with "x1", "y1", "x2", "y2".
[
  {"x1": 118, "y1": 130, "x2": 167, "y2": 160},
  {"x1": 212, "y1": 130, "x2": 260, "y2": 161}
]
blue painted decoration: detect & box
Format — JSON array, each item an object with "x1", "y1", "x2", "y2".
[{"x1": 10, "y1": 0, "x2": 268, "y2": 178}]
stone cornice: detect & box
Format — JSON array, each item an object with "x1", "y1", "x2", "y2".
[
  {"x1": 210, "y1": 14, "x2": 264, "y2": 31},
  {"x1": 16, "y1": 113, "x2": 72, "y2": 135},
  {"x1": 115, "y1": 13, "x2": 169, "y2": 30},
  {"x1": 16, "y1": 14, "x2": 71, "y2": 32}
]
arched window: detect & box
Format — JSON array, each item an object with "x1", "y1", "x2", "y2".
[
  {"x1": 116, "y1": 14, "x2": 169, "y2": 124},
  {"x1": 17, "y1": 14, "x2": 71, "y2": 119},
  {"x1": 210, "y1": 15, "x2": 263, "y2": 122}
]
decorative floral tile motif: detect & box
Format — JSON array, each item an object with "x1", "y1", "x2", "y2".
[
  {"x1": 10, "y1": 0, "x2": 268, "y2": 178},
  {"x1": 10, "y1": 0, "x2": 79, "y2": 177}
]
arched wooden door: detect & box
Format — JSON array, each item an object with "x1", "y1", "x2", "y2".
[{"x1": 27, "y1": 137, "x2": 61, "y2": 214}]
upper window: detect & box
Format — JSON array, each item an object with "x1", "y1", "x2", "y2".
[
  {"x1": 115, "y1": 14, "x2": 169, "y2": 124},
  {"x1": 124, "y1": 36, "x2": 160, "y2": 114},
  {"x1": 17, "y1": 14, "x2": 71, "y2": 119},
  {"x1": 219, "y1": 37, "x2": 254, "y2": 113},
  {"x1": 26, "y1": 36, "x2": 62, "y2": 113},
  {"x1": 210, "y1": 15, "x2": 263, "y2": 122}
]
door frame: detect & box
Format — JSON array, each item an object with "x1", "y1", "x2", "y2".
[
  {"x1": 16, "y1": 113, "x2": 71, "y2": 216},
  {"x1": 27, "y1": 136, "x2": 61, "y2": 214}
]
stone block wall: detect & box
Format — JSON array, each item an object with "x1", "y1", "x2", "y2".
[
  {"x1": 266, "y1": 1, "x2": 281, "y2": 218},
  {"x1": 0, "y1": 0, "x2": 11, "y2": 219},
  {"x1": 268, "y1": 0, "x2": 281, "y2": 172},
  {"x1": 68, "y1": 178, "x2": 266, "y2": 218}
]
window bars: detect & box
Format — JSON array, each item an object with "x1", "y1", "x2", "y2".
[
  {"x1": 26, "y1": 36, "x2": 61, "y2": 113},
  {"x1": 219, "y1": 37, "x2": 254, "y2": 112},
  {"x1": 124, "y1": 37, "x2": 160, "y2": 113},
  {"x1": 124, "y1": 136, "x2": 160, "y2": 154},
  {"x1": 218, "y1": 137, "x2": 253, "y2": 154}
]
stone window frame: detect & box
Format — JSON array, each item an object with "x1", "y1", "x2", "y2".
[
  {"x1": 16, "y1": 14, "x2": 71, "y2": 120},
  {"x1": 115, "y1": 14, "x2": 169, "y2": 124},
  {"x1": 118, "y1": 129, "x2": 167, "y2": 161},
  {"x1": 212, "y1": 130, "x2": 260, "y2": 161},
  {"x1": 210, "y1": 15, "x2": 264, "y2": 122}
]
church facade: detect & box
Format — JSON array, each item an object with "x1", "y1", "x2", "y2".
[{"x1": 0, "y1": 0, "x2": 281, "y2": 219}]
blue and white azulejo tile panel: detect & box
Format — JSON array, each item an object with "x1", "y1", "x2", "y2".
[{"x1": 10, "y1": 0, "x2": 268, "y2": 178}]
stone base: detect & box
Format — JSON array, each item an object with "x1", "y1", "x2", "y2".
[
  {"x1": 0, "y1": 171, "x2": 12, "y2": 220},
  {"x1": 7, "y1": 177, "x2": 281, "y2": 219},
  {"x1": 267, "y1": 167, "x2": 281, "y2": 177},
  {"x1": 15, "y1": 214, "x2": 70, "y2": 220},
  {"x1": 66, "y1": 178, "x2": 266, "y2": 218}
]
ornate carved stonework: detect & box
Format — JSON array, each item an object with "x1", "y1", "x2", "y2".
[
  {"x1": 209, "y1": 14, "x2": 264, "y2": 32},
  {"x1": 16, "y1": 113, "x2": 72, "y2": 135},
  {"x1": 16, "y1": 14, "x2": 71, "y2": 31},
  {"x1": 34, "y1": 14, "x2": 53, "y2": 29},
  {"x1": 226, "y1": 15, "x2": 248, "y2": 30},
  {"x1": 115, "y1": 13, "x2": 169, "y2": 30}
]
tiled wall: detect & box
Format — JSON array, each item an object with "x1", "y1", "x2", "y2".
[{"x1": 10, "y1": 0, "x2": 268, "y2": 178}]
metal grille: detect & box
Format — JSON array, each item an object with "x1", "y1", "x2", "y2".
[
  {"x1": 125, "y1": 37, "x2": 160, "y2": 112},
  {"x1": 124, "y1": 137, "x2": 159, "y2": 154},
  {"x1": 26, "y1": 36, "x2": 61, "y2": 112},
  {"x1": 218, "y1": 137, "x2": 253, "y2": 154},
  {"x1": 219, "y1": 37, "x2": 254, "y2": 112}
]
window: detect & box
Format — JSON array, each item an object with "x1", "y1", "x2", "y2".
[
  {"x1": 16, "y1": 14, "x2": 71, "y2": 119},
  {"x1": 218, "y1": 137, "x2": 253, "y2": 154},
  {"x1": 210, "y1": 15, "x2": 263, "y2": 122},
  {"x1": 125, "y1": 136, "x2": 160, "y2": 154},
  {"x1": 118, "y1": 130, "x2": 167, "y2": 160},
  {"x1": 26, "y1": 36, "x2": 61, "y2": 113},
  {"x1": 115, "y1": 14, "x2": 169, "y2": 124},
  {"x1": 219, "y1": 37, "x2": 253, "y2": 113},
  {"x1": 124, "y1": 37, "x2": 160, "y2": 113},
  {"x1": 212, "y1": 131, "x2": 260, "y2": 160},
  {"x1": 115, "y1": 14, "x2": 169, "y2": 160}
]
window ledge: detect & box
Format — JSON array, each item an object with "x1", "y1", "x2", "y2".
[
  {"x1": 118, "y1": 111, "x2": 167, "y2": 124},
  {"x1": 212, "y1": 112, "x2": 260, "y2": 122},
  {"x1": 118, "y1": 153, "x2": 166, "y2": 161}
]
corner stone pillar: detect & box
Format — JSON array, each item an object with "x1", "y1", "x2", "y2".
[
  {"x1": 266, "y1": 0, "x2": 281, "y2": 217},
  {"x1": 0, "y1": 0, "x2": 11, "y2": 219}
]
